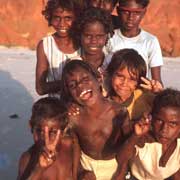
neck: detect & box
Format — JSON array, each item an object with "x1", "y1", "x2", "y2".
[
  {"x1": 120, "y1": 28, "x2": 141, "y2": 37},
  {"x1": 84, "y1": 96, "x2": 107, "y2": 114},
  {"x1": 82, "y1": 51, "x2": 104, "y2": 69}
]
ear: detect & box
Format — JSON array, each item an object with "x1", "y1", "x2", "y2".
[
  {"x1": 142, "y1": 8, "x2": 147, "y2": 17},
  {"x1": 116, "y1": 5, "x2": 120, "y2": 16},
  {"x1": 29, "y1": 120, "x2": 33, "y2": 133}
]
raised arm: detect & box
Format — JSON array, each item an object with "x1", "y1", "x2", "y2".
[{"x1": 36, "y1": 40, "x2": 61, "y2": 95}]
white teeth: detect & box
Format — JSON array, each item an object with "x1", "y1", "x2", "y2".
[
  {"x1": 59, "y1": 29, "x2": 67, "y2": 33},
  {"x1": 80, "y1": 89, "x2": 91, "y2": 97}
]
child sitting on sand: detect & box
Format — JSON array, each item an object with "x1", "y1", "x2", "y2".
[
  {"x1": 115, "y1": 88, "x2": 180, "y2": 180},
  {"x1": 17, "y1": 97, "x2": 80, "y2": 180}
]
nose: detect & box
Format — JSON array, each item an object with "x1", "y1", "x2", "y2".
[
  {"x1": 90, "y1": 36, "x2": 98, "y2": 44},
  {"x1": 161, "y1": 122, "x2": 169, "y2": 134},
  {"x1": 128, "y1": 12, "x2": 135, "y2": 20}
]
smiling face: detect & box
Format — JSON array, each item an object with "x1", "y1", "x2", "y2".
[
  {"x1": 117, "y1": 0, "x2": 146, "y2": 33},
  {"x1": 112, "y1": 66, "x2": 138, "y2": 102},
  {"x1": 32, "y1": 118, "x2": 61, "y2": 145},
  {"x1": 65, "y1": 66, "x2": 101, "y2": 106},
  {"x1": 152, "y1": 106, "x2": 180, "y2": 147},
  {"x1": 81, "y1": 21, "x2": 107, "y2": 56},
  {"x1": 50, "y1": 7, "x2": 75, "y2": 37}
]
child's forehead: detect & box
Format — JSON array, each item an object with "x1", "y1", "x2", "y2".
[
  {"x1": 119, "y1": 0, "x2": 144, "y2": 8},
  {"x1": 36, "y1": 118, "x2": 60, "y2": 126},
  {"x1": 156, "y1": 106, "x2": 180, "y2": 120},
  {"x1": 53, "y1": 7, "x2": 74, "y2": 15}
]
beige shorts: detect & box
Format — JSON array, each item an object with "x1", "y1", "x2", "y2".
[{"x1": 80, "y1": 151, "x2": 118, "y2": 180}]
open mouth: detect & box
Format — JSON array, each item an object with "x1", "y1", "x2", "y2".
[
  {"x1": 58, "y1": 29, "x2": 67, "y2": 33},
  {"x1": 79, "y1": 89, "x2": 92, "y2": 100}
]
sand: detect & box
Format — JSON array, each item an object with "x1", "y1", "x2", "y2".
[{"x1": 0, "y1": 46, "x2": 180, "y2": 179}]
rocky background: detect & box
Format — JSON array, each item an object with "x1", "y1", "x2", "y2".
[{"x1": 0, "y1": 0, "x2": 179, "y2": 56}]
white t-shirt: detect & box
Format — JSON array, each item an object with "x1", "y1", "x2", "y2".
[
  {"x1": 104, "y1": 29, "x2": 163, "y2": 78},
  {"x1": 130, "y1": 139, "x2": 180, "y2": 180}
]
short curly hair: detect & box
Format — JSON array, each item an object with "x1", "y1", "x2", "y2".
[
  {"x1": 72, "y1": 7, "x2": 114, "y2": 47},
  {"x1": 42, "y1": 0, "x2": 84, "y2": 26},
  {"x1": 118, "y1": 0, "x2": 150, "y2": 8},
  {"x1": 30, "y1": 97, "x2": 67, "y2": 131},
  {"x1": 152, "y1": 88, "x2": 180, "y2": 116}
]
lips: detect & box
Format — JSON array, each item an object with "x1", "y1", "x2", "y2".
[
  {"x1": 79, "y1": 89, "x2": 92, "y2": 100},
  {"x1": 58, "y1": 29, "x2": 67, "y2": 33}
]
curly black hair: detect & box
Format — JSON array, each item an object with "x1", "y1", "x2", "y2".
[
  {"x1": 107, "y1": 48, "x2": 146, "y2": 94},
  {"x1": 30, "y1": 97, "x2": 67, "y2": 131},
  {"x1": 71, "y1": 7, "x2": 114, "y2": 47},
  {"x1": 42, "y1": 0, "x2": 85, "y2": 26},
  {"x1": 118, "y1": 0, "x2": 149, "y2": 8},
  {"x1": 152, "y1": 88, "x2": 180, "y2": 116}
]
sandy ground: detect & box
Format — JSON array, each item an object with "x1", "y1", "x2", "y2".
[{"x1": 0, "y1": 47, "x2": 180, "y2": 179}]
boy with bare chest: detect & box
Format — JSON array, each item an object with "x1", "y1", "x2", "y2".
[{"x1": 61, "y1": 60, "x2": 130, "y2": 179}]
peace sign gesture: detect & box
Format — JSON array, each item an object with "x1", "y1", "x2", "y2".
[
  {"x1": 140, "y1": 77, "x2": 163, "y2": 93},
  {"x1": 39, "y1": 126, "x2": 60, "y2": 167}
]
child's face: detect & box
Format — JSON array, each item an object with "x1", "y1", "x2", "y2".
[
  {"x1": 51, "y1": 7, "x2": 75, "y2": 37},
  {"x1": 153, "y1": 106, "x2": 180, "y2": 146},
  {"x1": 117, "y1": 0, "x2": 146, "y2": 32},
  {"x1": 90, "y1": 0, "x2": 114, "y2": 13},
  {"x1": 81, "y1": 21, "x2": 107, "y2": 56},
  {"x1": 65, "y1": 66, "x2": 100, "y2": 106},
  {"x1": 112, "y1": 66, "x2": 138, "y2": 101},
  {"x1": 32, "y1": 119, "x2": 61, "y2": 145}
]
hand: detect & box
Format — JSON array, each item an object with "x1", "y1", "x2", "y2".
[
  {"x1": 39, "y1": 126, "x2": 60, "y2": 167},
  {"x1": 68, "y1": 103, "x2": 80, "y2": 116},
  {"x1": 79, "y1": 170, "x2": 96, "y2": 180},
  {"x1": 140, "y1": 77, "x2": 163, "y2": 93},
  {"x1": 134, "y1": 113, "x2": 151, "y2": 136}
]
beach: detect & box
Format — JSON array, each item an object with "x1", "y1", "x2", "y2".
[{"x1": 0, "y1": 47, "x2": 180, "y2": 179}]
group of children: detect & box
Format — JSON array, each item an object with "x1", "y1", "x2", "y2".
[{"x1": 17, "y1": 0, "x2": 180, "y2": 179}]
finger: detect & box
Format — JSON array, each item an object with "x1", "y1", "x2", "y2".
[
  {"x1": 45, "y1": 126, "x2": 50, "y2": 146},
  {"x1": 52, "y1": 130, "x2": 60, "y2": 147},
  {"x1": 140, "y1": 83, "x2": 151, "y2": 90},
  {"x1": 140, "y1": 76, "x2": 151, "y2": 85}
]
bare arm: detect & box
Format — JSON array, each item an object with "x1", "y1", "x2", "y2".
[
  {"x1": 170, "y1": 169, "x2": 180, "y2": 180},
  {"x1": 151, "y1": 66, "x2": 163, "y2": 86},
  {"x1": 36, "y1": 40, "x2": 61, "y2": 95}
]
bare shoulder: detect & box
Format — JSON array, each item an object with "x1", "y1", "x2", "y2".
[{"x1": 17, "y1": 150, "x2": 31, "y2": 178}]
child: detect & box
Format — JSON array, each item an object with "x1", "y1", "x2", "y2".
[
  {"x1": 73, "y1": 7, "x2": 113, "y2": 72},
  {"x1": 73, "y1": 7, "x2": 113, "y2": 96},
  {"x1": 36, "y1": 0, "x2": 83, "y2": 97},
  {"x1": 115, "y1": 88, "x2": 180, "y2": 180},
  {"x1": 106, "y1": 48, "x2": 162, "y2": 121},
  {"x1": 86, "y1": 0, "x2": 120, "y2": 29},
  {"x1": 17, "y1": 97, "x2": 80, "y2": 180},
  {"x1": 105, "y1": 0, "x2": 163, "y2": 83},
  {"x1": 61, "y1": 60, "x2": 130, "y2": 179}
]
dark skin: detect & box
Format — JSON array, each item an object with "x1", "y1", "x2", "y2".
[
  {"x1": 117, "y1": 0, "x2": 162, "y2": 83},
  {"x1": 81, "y1": 21, "x2": 107, "y2": 70},
  {"x1": 114, "y1": 107, "x2": 180, "y2": 180},
  {"x1": 66, "y1": 66, "x2": 130, "y2": 177},
  {"x1": 36, "y1": 7, "x2": 77, "y2": 95},
  {"x1": 17, "y1": 121, "x2": 80, "y2": 180}
]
